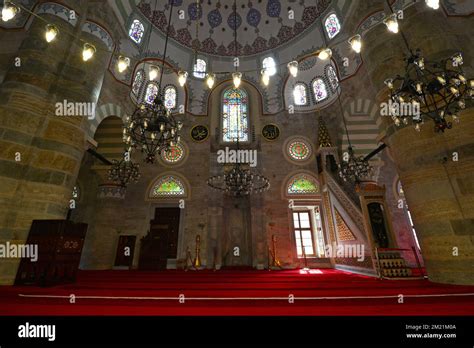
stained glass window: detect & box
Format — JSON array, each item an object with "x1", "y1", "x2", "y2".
[
  {"x1": 193, "y1": 58, "x2": 206, "y2": 78},
  {"x1": 129, "y1": 19, "x2": 145, "y2": 44},
  {"x1": 152, "y1": 176, "x2": 185, "y2": 196},
  {"x1": 222, "y1": 88, "x2": 249, "y2": 142},
  {"x1": 164, "y1": 86, "x2": 177, "y2": 109},
  {"x1": 132, "y1": 70, "x2": 144, "y2": 96},
  {"x1": 325, "y1": 14, "x2": 341, "y2": 39},
  {"x1": 326, "y1": 66, "x2": 339, "y2": 92},
  {"x1": 262, "y1": 57, "x2": 277, "y2": 76},
  {"x1": 293, "y1": 83, "x2": 307, "y2": 106},
  {"x1": 312, "y1": 79, "x2": 328, "y2": 102},
  {"x1": 161, "y1": 143, "x2": 184, "y2": 163},
  {"x1": 288, "y1": 141, "x2": 311, "y2": 161},
  {"x1": 144, "y1": 83, "x2": 159, "y2": 104},
  {"x1": 287, "y1": 174, "x2": 319, "y2": 194}
]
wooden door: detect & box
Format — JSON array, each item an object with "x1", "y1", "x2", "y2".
[
  {"x1": 139, "y1": 208, "x2": 180, "y2": 270},
  {"x1": 114, "y1": 235, "x2": 136, "y2": 268}
]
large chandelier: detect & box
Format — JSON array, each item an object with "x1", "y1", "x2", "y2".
[
  {"x1": 123, "y1": 0, "x2": 182, "y2": 163},
  {"x1": 108, "y1": 153, "x2": 141, "y2": 187},
  {"x1": 124, "y1": 97, "x2": 182, "y2": 163},
  {"x1": 338, "y1": 146, "x2": 373, "y2": 183},
  {"x1": 385, "y1": 50, "x2": 473, "y2": 132},
  {"x1": 207, "y1": 163, "x2": 270, "y2": 197}
]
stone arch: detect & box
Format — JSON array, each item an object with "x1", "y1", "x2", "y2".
[
  {"x1": 93, "y1": 115, "x2": 124, "y2": 162},
  {"x1": 88, "y1": 103, "x2": 127, "y2": 138}
]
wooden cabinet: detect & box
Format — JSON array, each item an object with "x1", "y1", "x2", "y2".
[{"x1": 15, "y1": 220, "x2": 87, "y2": 286}]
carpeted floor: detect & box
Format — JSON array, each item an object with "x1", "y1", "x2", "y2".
[{"x1": 1, "y1": 269, "x2": 473, "y2": 316}]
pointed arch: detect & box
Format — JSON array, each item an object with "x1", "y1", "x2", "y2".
[{"x1": 147, "y1": 172, "x2": 190, "y2": 200}]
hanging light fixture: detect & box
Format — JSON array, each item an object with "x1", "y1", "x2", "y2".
[
  {"x1": 123, "y1": 0, "x2": 183, "y2": 163},
  {"x1": 425, "y1": 0, "x2": 440, "y2": 10},
  {"x1": 287, "y1": 61, "x2": 299, "y2": 77},
  {"x1": 82, "y1": 43, "x2": 96, "y2": 61},
  {"x1": 232, "y1": 72, "x2": 242, "y2": 88},
  {"x1": 178, "y1": 70, "x2": 188, "y2": 86},
  {"x1": 117, "y1": 56, "x2": 130, "y2": 73},
  {"x1": 261, "y1": 69, "x2": 270, "y2": 86},
  {"x1": 317, "y1": 48, "x2": 332, "y2": 60},
  {"x1": 108, "y1": 151, "x2": 141, "y2": 187},
  {"x1": 1, "y1": 1, "x2": 19, "y2": 22},
  {"x1": 336, "y1": 91, "x2": 372, "y2": 183},
  {"x1": 383, "y1": 2, "x2": 473, "y2": 133},
  {"x1": 206, "y1": 73, "x2": 216, "y2": 89},
  {"x1": 383, "y1": 13, "x2": 399, "y2": 33},
  {"x1": 149, "y1": 65, "x2": 160, "y2": 80},
  {"x1": 348, "y1": 34, "x2": 362, "y2": 53},
  {"x1": 45, "y1": 24, "x2": 59, "y2": 43},
  {"x1": 207, "y1": 139, "x2": 270, "y2": 196}
]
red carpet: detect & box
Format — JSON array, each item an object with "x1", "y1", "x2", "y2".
[{"x1": 1, "y1": 269, "x2": 473, "y2": 316}]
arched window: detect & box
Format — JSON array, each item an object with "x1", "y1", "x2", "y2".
[
  {"x1": 287, "y1": 174, "x2": 319, "y2": 195},
  {"x1": 164, "y1": 86, "x2": 177, "y2": 109},
  {"x1": 262, "y1": 56, "x2": 277, "y2": 76},
  {"x1": 325, "y1": 13, "x2": 341, "y2": 39},
  {"x1": 132, "y1": 70, "x2": 144, "y2": 96},
  {"x1": 326, "y1": 66, "x2": 339, "y2": 92},
  {"x1": 312, "y1": 78, "x2": 328, "y2": 102},
  {"x1": 144, "y1": 83, "x2": 159, "y2": 104},
  {"x1": 293, "y1": 83, "x2": 307, "y2": 106},
  {"x1": 151, "y1": 175, "x2": 186, "y2": 197},
  {"x1": 193, "y1": 58, "x2": 206, "y2": 78},
  {"x1": 222, "y1": 88, "x2": 249, "y2": 142},
  {"x1": 129, "y1": 19, "x2": 145, "y2": 44}
]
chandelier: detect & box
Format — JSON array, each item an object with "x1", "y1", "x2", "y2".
[
  {"x1": 123, "y1": 0, "x2": 182, "y2": 163},
  {"x1": 385, "y1": 50, "x2": 473, "y2": 132},
  {"x1": 338, "y1": 146, "x2": 373, "y2": 183},
  {"x1": 124, "y1": 97, "x2": 183, "y2": 163},
  {"x1": 108, "y1": 153, "x2": 141, "y2": 187},
  {"x1": 207, "y1": 163, "x2": 270, "y2": 197}
]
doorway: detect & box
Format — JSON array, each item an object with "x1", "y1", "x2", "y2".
[{"x1": 138, "y1": 207, "x2": 180, "y2": 270}]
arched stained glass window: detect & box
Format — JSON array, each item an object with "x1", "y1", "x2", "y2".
[
  {"x1": 326, "y1": 66, "x2": 339, "y2": 92},
  {"x1": 222, "y1": 88, "x2": 249, "y2": 142},
  {"x1": 262, "y1": 56, "x2": 277, "y2": 76},
  {"x1": 161, "y1": 143, "x2": 185, "y2": 163},
  {"x1": 132, "y1": 70, "x2": 144, "y2": 96},
  {"x1": 293, "y1": 83, "x2": 307, "y2": 106},
  {"x1": 312, "y1": 79, "x2": 328, "y2": 102},
  {"x1": 129, "y1": 19, "x2": 145, "y2": 44},
  {"x1": 287, "y1": 174, "x2": 319, "y2": 195},
  {"x1": 152, "y1": 175, "x2": 186, "y2": 197},
  {"x1": 325, "y1": 14, "x2": 341, "y2": 39},
  {"x1": 288, "y1": 141, "x2": 311, "y2": 161},
  {"x1": 144, "y1": 83, "x2": 159, "y2": 104},
  {"x1": 164, "y1": 86, "x2": 177, "y2": 109},
  {"x1": 193, "y1": 58, "x2": 206, "y2": 78}
]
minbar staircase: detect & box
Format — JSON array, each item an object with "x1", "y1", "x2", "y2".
[{"x1": 376, "y1": 250, "x2": 412, "y2": 278}]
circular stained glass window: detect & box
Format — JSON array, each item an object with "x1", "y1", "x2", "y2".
[
  {"x1": 161, "y1": 143, "x2": 185, "y2": 163},
  {"x1": 288, "y1": 141, "x2": 311, "y2": 161}
]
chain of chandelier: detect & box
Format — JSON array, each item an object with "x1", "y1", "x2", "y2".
[{"x1": 2, "y1": 0, "x2": 450, "y2": 91}]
